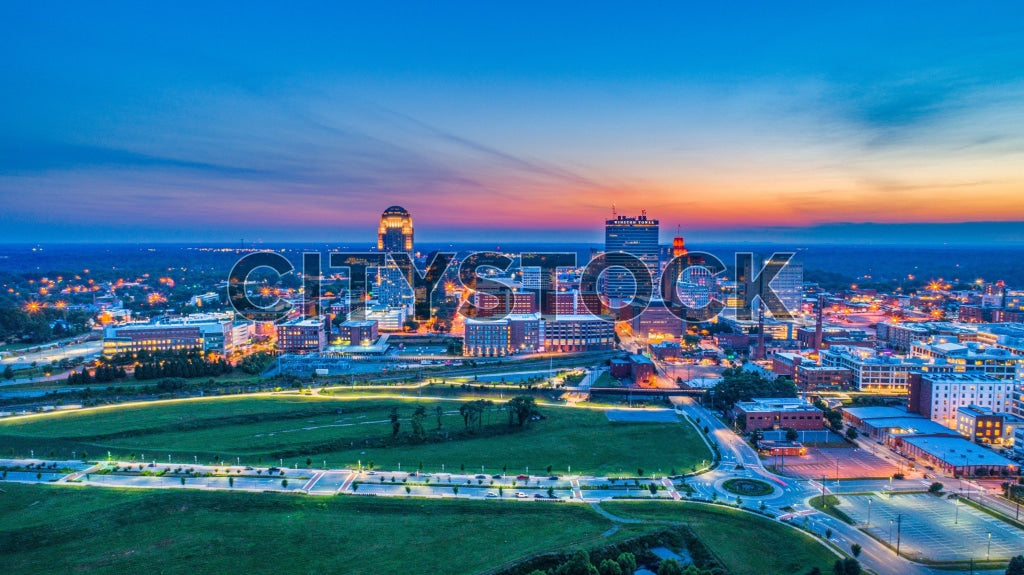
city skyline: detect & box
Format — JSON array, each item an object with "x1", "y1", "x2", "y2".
[{"x1": 3, "y1": 3, "x2": 1024, "y2": 244}]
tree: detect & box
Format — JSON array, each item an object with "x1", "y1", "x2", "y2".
[
  {"x1": 616, "y1": 553, "x2": 637, "y2": 575},
  {"x1": 845, "y1": 427, "x2": 859, "y2": 440},
  {"x1": 3, "y1": 364, "x2": 13, "y2": 380},
  {"x1": 928, "y1": 482, "x2": 944, "y2": 493},
  {"x1": 228, "y1": 476, "x2": 234, "y2": 488},
  {"x1": 411, "y1": 405, "x2": 427, "y2": 439},
  {"x1": 657, "y1": 558, "x2": 684, "y2": 575},
  {"x1": 1006, "y1": 555, "x2": 1024, "y2": 575},
  {"x1": 785, "y1": 427, "x2": 799, "y2": 441},
  {"x1": 281, "y1": 479, "x2": 288, "y2": 488},
  {"x1": 598, "y1": 559, "x2": 623, "y2": 575},
  {"x1": 435, "y1": 405, "x2": 444, "y2": 429},
  {"x1": 388, "y1": 407, "x2": 401, "y2": 437},
  {"x1": 452, "y1": 485, "x2": 459, "y2": 496},
  {"x1": 833, "y1": 558, "x2": 860, "y2": 575},
  {"x1": 507, "y1": 396, "x2": 539, "y2": 427},
  {"x1": 825, "y1": 527, "x2": 832, "y2": 539},
  {"x1": 850, "y1": 543, "x2": 861, "y2": 558},
  {"x1": 648, "y1": 482, "x2": 658, "y2": 495},
  {"x1": 554, "y1": 550, "x2": 598, "y2": 575}
]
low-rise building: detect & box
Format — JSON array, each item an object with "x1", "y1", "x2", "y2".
[
  {"x1": 629, "y1": 354, "x2": 655, "y2": 384},
  {"x1": 955, "y1": 404, "x2": 1019, "y2": 445},
  {"x1": 794, "y1": 365, "x2": 852, "y2": 391},
  {"x1": 541, "y1": 315, "x2": 615, "y2": 353},
  {"x1": 733, "y1": 397, "x2": 824, "y2": 432},
  {"x1": 900, "y1": 435, "x2": 1018, "y2": 476},
  {"x1": 276, "y1": 317, "x2": 326, "y2": 353},
  {"x1": 338, "y1": 320, "x2": 379, "y2": 346}
]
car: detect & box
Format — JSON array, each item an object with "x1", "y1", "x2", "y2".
[
  {"x1": 925, "y1": 465, "x2": 935, "y2": 471},
  {"x1": 492, "y1": 474, "x2": 502, "y2": 479},
  {"x1": 548, "y1": 475, "x2": 559, "y2": 480},
  {"x1": 533, "y1": 493, "x2": 544, "y2": 498},
  {"x1": 515, "y1": 492, "x2": 527, "y2": 498},
  {"x1": 475, "y1": 474, "x2": 487, "y2": 479},
  {"x1": 485, "y1": 492, "x2": 498, "y2": 498},
  {"x1": 245, "y1": 466, "x2": 254, "y2": 470},
  {"x1": 516, "y1": 474, "x2": 529, "y2": 480}
]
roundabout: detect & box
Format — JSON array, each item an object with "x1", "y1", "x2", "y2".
[{"x1": 721, "y1": 477, "x2": 775, "y2": 497}]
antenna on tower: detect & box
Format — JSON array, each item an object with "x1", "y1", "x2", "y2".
[
  {"x1": 612, "y1": 204, "x2": 617, "y2": 216},
  {"x1": 641, "y1": 208, "x2": 647, "y2": 218}
]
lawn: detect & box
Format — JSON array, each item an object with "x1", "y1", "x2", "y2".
[
  {"x1": 0, "y1": 482, "x2": 620, "y2": 575},
  {"x1": 600, "y1": 501, "x2": 839, "y2": 575},
  {"x1": 0, "y1": 395, "x2": 710, "y2": 477}
]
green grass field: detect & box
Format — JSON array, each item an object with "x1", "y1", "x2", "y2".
[
  {"x1": 600, "y1": 501, "x2": 839, "y2": 575},
  {"x1": 0, "y1": 395, "x2": 709, "y2": 476},
  {"x1": 0, "y1": 482, "x2": 625, "y2": 575}
]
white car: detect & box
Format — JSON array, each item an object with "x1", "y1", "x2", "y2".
[{"x1": 515, "y1": 492, "x2": 528, "y2": 499}]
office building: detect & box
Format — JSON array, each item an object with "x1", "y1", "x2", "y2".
[
  {"x1": 338, "y1": 320, "x2": 379, "y2": 345},
  {"x1": 276, "y1": 316, "x2": 327, "y2": 353},
  {"x1": 542, "y1": 315, "x2": 616, "y2": 353},
  {"x1": 603, "y1": 213, "x2": 659, "y2": 302},
  {"x1": 377, "y1": 205, "x2": 414, "y2": 252},
  {"x1": 732, "y1": 397, "x2": 824, "y2": 431}
]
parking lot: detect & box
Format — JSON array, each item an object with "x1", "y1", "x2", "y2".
[
  {"x1": 775, "y1": 446, "x2": 899, "y2": 480},
  {"x1": 840, "y1": 493, "x2": 1023, "y2": 562}
]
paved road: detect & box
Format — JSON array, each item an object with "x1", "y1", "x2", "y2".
[
  {"x1": 3, "y1": 399, "x2": 1016, "y2": 575},
  {"x1": 670, "y1": 397, "x2": 1009, "y2": 575}
]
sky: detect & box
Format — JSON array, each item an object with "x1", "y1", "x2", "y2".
[{"x1": 2, "y1": 2, "x2": 1024, "y2": 244}]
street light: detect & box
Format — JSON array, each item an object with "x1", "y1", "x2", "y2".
[
  {"x1": 889, "y1": 519, "x2": 893, "y2": 546},
  {"x1": 867, "y1": 497, "x2": 872, "y2": 528},
  {"x1": 987, "y1": 532, "x2": 992, "y2": 561},
  {"x1": 955, "y1": 496, "x2": 959, "y2": 525}
]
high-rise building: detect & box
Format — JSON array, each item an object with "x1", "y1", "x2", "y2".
[
  {"x1": 377, "y1": 205, "x2": 414, "y2": 253},
  {"x1": 374, "y1": 206, "x2": 415, "y2": 315},
  {"x1": 603, "y1": 212, "x2": 659, "y2": 302}
]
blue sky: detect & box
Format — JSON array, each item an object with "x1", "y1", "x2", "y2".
[{"x1": 2, "y1": 2, "x2": 1024, "y2": 244}]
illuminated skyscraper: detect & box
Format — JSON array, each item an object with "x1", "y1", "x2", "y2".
[
  {"x1": 374, "y1": 206, "x2": 415, "y2": 315},
  {"x1": 603, "y1": 212, "x2": 659, "y2": 302},
  {"x1": 377, "y1": 205, "x2": 414, "y2": 253}
]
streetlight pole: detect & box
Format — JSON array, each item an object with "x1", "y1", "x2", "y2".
[
  {"x1": 896, "y1": 513, "x2": 902, "y2": 557},
  {"x1": 867, "y1": 497, "x2": 872, "y2": 528},
  {"x1": 955, "y1": 496, "x2": 959, "y2": 524},
  {"x1": 987, "y1": 532, "x2": 992, "y2": 561},
  {"x1": 888, "y1": 519, "x2": 893, "y2": 546}
]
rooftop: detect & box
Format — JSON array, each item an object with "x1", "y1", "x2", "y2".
[
  {"x1": 841, "y1": 406, "x2": 910, "y2": 420},
  {"x1": 902, "y1": 435, "x2": 1018, "y2": 468}
]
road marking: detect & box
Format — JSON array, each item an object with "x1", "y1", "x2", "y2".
[
  {"x1": 60, "y1": 462, "x2": 105, "y2": 483},
  {"x1": 301, "y1": 471, "x2": 323, "y2": 492},
  {"x1": 661, "y1": 477, "x2": 681, "y2": 500},
  {"x1": 339, "y1": 472, "x2": 357, "y2": 493}
]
